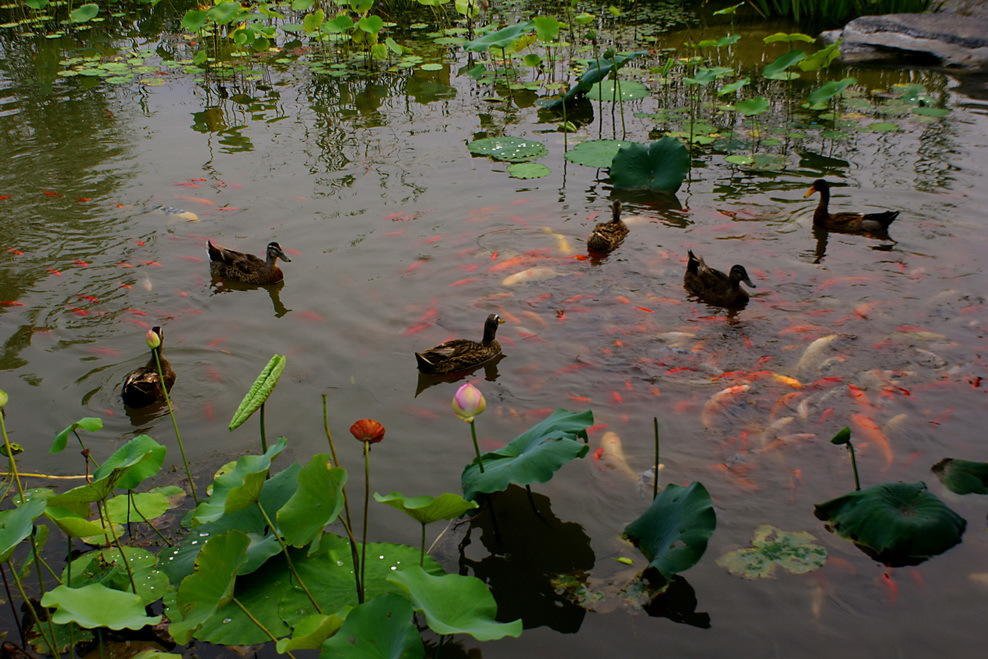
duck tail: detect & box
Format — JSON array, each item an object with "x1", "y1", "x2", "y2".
[
  {"x1": 207, "y1": 240, "x2": 222, "y2": 261},
  {"x1": 414, "y1": 352, "x2": 434, "y2": 373},
  {"x1": 686, "y1": 249, "x2": 700, "y2": 274}
]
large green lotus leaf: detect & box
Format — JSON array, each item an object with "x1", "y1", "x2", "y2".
[
  {"x1": 610, "y1": 138, "x2": 690, "y2": 193},
  {"x1": 588, "y1": 79, "x2": 649, "y2": 102},
  {"x1": 67, "y1": 3, "x2": 99, "y2": 23},
  {"x1": 169, "y1": 530, "x2": 250, "y2": 644},
  {"x1": 624, "y1": 482, "x2": 717, "y2": 580},
  {"x1": 814, "y1": 482, "x2": 966, "y2": 566},
  {"x1": 388, "y1": 566, "x2": 522, "y2": 641},
  {"x1": 104, "y1": 486, "x2": 185, "y2": 524},
  {"x1": 763, "y1": 31, "x2": 814, "y2": 44},
  {"x1": 276, "y1": 613, "x2": 346, "y2": 653},
  {"x1": 44, "y1": 506, "x2": 112, "y2": 540},
  {"x1": 542, "y1": 51, "x2": 646, "y2": 110},
  {"x1": 716, "y1": 525, "x2": 826, "y2": 578},
  {"x1": 932, "y1": 458, "x2": 988, "y2": 495},
  {"x1": 468, "y1": 136, "x2": 547, "y2": 163},
  {"x1": 162, "y1": 463, "x2": 300, "y2": 584},
  {"x1": 373, "y1": 492, "x2": 478, "y2": 525},
  {"x1": 565, "y1": 139, "x2": 635, "y2": 168},
  {"x1": 734, "y1": 96, "x2": 770, "y2": 116},
  {"x1": 189, "y1": 438, "x2": 287, "y2": 525},
  {"x1": 717, "y1": 77, "x2": 749, "y2": 95},
  {"x1": 507, "y1": 162, "x2": 551, "y2": 179},
  {"x1": 193, "y1": 535, "x2": 441, "y2": 645},
  {"x1": 464, "y1": 22, "x2": 533, "y2": 52},
  {"x1": 806, "y1": 77, "x2": 856, "y2": 109},
  {"x1": 277, "y1": 454, "x2": 346, "y2": 547},
  {"x1": 0, "y1": 498, "x2": 46, "y2": 562},
  {"x1": 63, "y1": 547, "x2": 171, "y2": 606},
  {"x1": 205, "y1": 0, "x2": 242, "y2": 24},
  {"x1": 320, "y1": 594, "x2": 423, "y2": 658},
  {"x1": 799, "y1": 42, "x2": 842, "y2": 71},
  {"x1": 92, "y1": 434, "x2": 165, "y2": 491},
  {"x1": 228, "y1": 354, "x2": 286, "y2": 430},
  {"x1": 51, "y1": 416, "x2": 102, "y2": 453},
  {"x1": 684, "y1": 66, "x2": 733, "y2": 86},
  {"x1": 461, "y1": 408, "x2": 592, "y2": 500},
  {"x1": 41, "y1": 584, "x2": 160, "y2": 630},
  {"x1": 762, "y1": 50, "x2": 806, "y2": 80}
]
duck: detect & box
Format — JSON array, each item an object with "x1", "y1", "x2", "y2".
[
  {"x1": 121, "y1": 326, "x2": 176, "y2": 408},
  {"x1": 804, "y1": 179, "x2": 899, "y2": 237},
  {"x1": 415, "y1": 313, "x2": 505, "y2": 374},
  {"x1": 208, "y1": 240, "x2": 291, "y2": 285},
  {"x1": 587, "y1": 200, "x2": 629, "y2": 254},
  {"x1": 683, "y1": 249, "x2": 755, "y2": 309}
]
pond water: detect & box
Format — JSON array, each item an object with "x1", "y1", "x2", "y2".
[{"x1": 1, "y1": 2, "x2": 986, "y2": 656}]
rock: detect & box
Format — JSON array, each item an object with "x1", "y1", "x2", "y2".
[{"x1": 824, "y1": 12, "x2": 988, "y2": 70}]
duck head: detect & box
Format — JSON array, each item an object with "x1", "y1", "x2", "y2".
[
  {"x1": 267, "y1": 242, "x2": 291, "y2": 263},
  {"x1": 729, "y1": 265, "x2": 756, "y2": 288},
  {"x1": 804, "y1": 179, "x2": 831, "y2": 198},
  {"x1": 482, "y1": 313, "x2": 506, "y2": 344}
]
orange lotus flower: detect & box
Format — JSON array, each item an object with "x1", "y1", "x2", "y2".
[{"x1": 349, "y1": 418, "x2": 386, "y2": 444}]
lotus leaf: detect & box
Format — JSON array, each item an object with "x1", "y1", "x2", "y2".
[
  {"x1": 624, "y1": 482, "x2": 716, "y2": 580},
  {"x1": 532, "y1": 15, "x2": 559, "y2": 41},
  {"x1": 507, "y1": 162, "x2": 551, "y2": 179},
  {"x1": 228, "y1": 354, "x2": 286, "y2": 430},
  {"x1": 464, "y1": 22, "x2": 533, "y2": 52},
  {"x1": 864, "y1": 122, "x2": 901, "y2": 133},
  {"x1": 762, "y1": 51, "x2": 806, "y2": 80},
  {"x1": 806, "y1": 77, "x2": 856, "y2": 109},
  {"x1": 104, "y1": 486, "x2": 185, "y2": 524},
  {"x1": 912, "y1": 106, "x2": 950, "y2": 118},
  {"x1": 320, "y1": 594, "x2": 423, "y2": 657},
  {"x1": 388, "y1": 566, "x2": 523, "y2": 641},
  {"x1": 68, "y1": 3, "x2": 99, "y2": 23},
  {"x1": 51, "y1": 416, "x2": 102, "y2": 453},
  {"x1": 542, "y1": 51, "x2": 646, "y2": 110},
  {"x1": 461, "y1": 408, "x2": 592, "y2": 500},
  {"x1": 374, "y1": 492, "x2": 478, "y2": 525},
  {"x1": 717, "y1": 78, "x2": 749, "y2": 95},
  {"x1": 0, "y1": 498, "x2": 46, "y2": 562},
  {"x1": 276, "y1": 454, "x2": 346, "y2": 547},
  {"x1": 763, "y1": 32, "x2": 815, "y2": 44},
  {"x1": 275, "y1": 613, "x2": 346, "y2": 653},
  {"x1": 734, "y1": 97, "x2": 770, "y2": 116},
  {"x1": 717, "y1": 525, "x2": 826, "y2": 579},
  {"x1": 610, "y1": 138, "x2": 690, "y2": 193},
  {"x1": 468, "y1": 136, "x2": 547, "y2": 163},
  {"x1": 565, "y1": 140, "x2": 635, "y2": 168},
  {"x1": 63, "y1": 547, "x2": 170, "y2": 606},
  {"x1": 42, "y1": 584, "x2": 160, "y2": 630},
  {"x1": 932, "y1": 458, "x2": 988, "y2": 495},
  {"x1": 814, "y1": 482, "x2": 966, "y2": 566},
  {"x1": 799, "y1": 42, "x2": 842, "y2": 71},
  {"x1": 588, "y1": 80, "x2": 649, "y2": 102},
  {"x1": 684, "y1": 66, "x2": 733, "y2": 86},
  {"x1": 189, "y1": 438, "x2": 287, "y2": 525}
]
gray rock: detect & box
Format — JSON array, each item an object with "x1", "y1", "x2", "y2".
[{"x1": 825, "y1": 11, "x2": 988, "y2": 70}]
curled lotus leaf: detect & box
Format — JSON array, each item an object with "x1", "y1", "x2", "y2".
[
  {"x1": 228, "y1": 354, "x2": 286, "y2": 430},
  {"x1": 932, "y1": 458, "x2": 988, "y2": 495}
]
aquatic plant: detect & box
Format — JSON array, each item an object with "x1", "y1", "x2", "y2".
[
  {"x1": 716, "y1": 525, "x2": 827, "y2": 579},
  {"x1": 931, "y1": 458, "x2": 988, "y2": 495},
  {"x1": 228, "y1": 353, "x2": 287, "y2": 453},
  {"x1": 744, "y1": 0, "x2": 931, "y2": 26},
  {"x1": 452, "y1": 382, "x2": 487, "y2": 472}
]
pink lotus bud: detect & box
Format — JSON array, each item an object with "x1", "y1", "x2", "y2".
[
  {"x1": 452, "y1": 382, "x2": 486, "y2": 423},
  {"x1": 145, "y1": 328, "x2": 162, "y2": 350},
  {"x1": 349, "y1": 418, "x2": 386, "y2": 444}
]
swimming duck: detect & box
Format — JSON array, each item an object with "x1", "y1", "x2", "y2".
[
  {"x1": 208, "y1": 240, "x2": 291, "y2": 285},
  {"x1": 121, "y1": 326, "x2": 176, "y2": 408},
  {"x1": 804, "y1": 179, "x2": 899, "y2": 237},
  {"x1": 415, "y1": 313, "x2": 505, "y2": 374},
  {"x1": 587, "y1": 200, "x2": 629, "y2": 254},
  {"x1": 684, "y1": 249, "x2": 755, "y2": 309}
]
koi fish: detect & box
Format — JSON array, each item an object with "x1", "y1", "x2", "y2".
[
  {"x1": 594, "y1": 431, "x2": 640, "y2": 482},
  {"x1": 175, "y1": 194, "x2": 216, "y2": 207},
  {"x1": 795, "y1": 334, "x2": 839, "y2": 375},
  {"x1": 850, "y1": 413, "x2": 893, "y2": 467},
  {"x1": 770, "y1": 373, "x2": 802, "y2": 389},
  {"x1": 501, "y1": 266, "x2": 560, "y2": 287},
  {"x1": 541, "y1": 227, "x2": 574, "y2": 255},
  {"x1": 701, "y1": 384, "x2": 750, "y2": 428}
]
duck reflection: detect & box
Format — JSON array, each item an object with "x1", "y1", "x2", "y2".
[
  {"x1": 414, "y1": 353, "x2": 504, "y2": 397},
  {"x1": 209, "y1": 276, "x2": 290, "y2": 318},
  {"x1": 455, "y1": 485, "x2": 594, "y2": 633}
]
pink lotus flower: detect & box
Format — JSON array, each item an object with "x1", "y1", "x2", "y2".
[{"x1": 452, "y1": 382, "x2": 486, "y2": 423}]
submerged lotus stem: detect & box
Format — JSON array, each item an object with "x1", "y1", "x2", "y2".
[
  {"x1": 653, "y1": 417, "x2": 660, "y2": 501},
  {"x1": 152, "y1": 350, "x2": 199, "y2": 503}
]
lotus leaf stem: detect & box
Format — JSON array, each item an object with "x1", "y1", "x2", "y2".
[
  {"x1": 256, "y1": 503, "x2": 322, "y2": 613},
  {"x1": 234, "y1": 597, "x2": 296, "y2": 658},
  {"x1": 320, "y1": 394, "x2": 361, "y2": 599},
  {"x1": 259, "y1": 402, "x2": 267, "y2": 453},
  {"x1": 153, "y1": 350, "x2": 199, "y2": 503},
  {"x1": 847, "y1": 441, "x2": 861, "y2": 491},
  {"x1": 469, "y1": 419, "x2": 485, "y2": 473}
]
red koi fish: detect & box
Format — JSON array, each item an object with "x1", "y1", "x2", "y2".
[{"x1": 850, "y1": 413, "x2": 893, "y2": 467}]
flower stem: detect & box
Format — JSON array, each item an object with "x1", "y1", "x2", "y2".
[
  {"x1": 469, "y1": 420, "x2": 485, "y2": 473},
  {"x1": 256, "y1": 503, "x2": 322, "y2": 613},
  {"x1": 653, "y1": 417, "x2": 660, "y2": 501},
  {"x1": 234, "y1": 597, "x2": 296, "y2": 658},
  {"x1": 259, "y1": 402, "x2": 268, "y2": 453},
  {"x1": 847, "y1": 441, "x2": 861, "y2": 491},
  {"x1": 152, "y1": 350, "x2": 199, "y2": 503},
  {"x1": 419, "y1": 522, "x2": 426, "y2": 567},
  {"x1": 321, "y1": 395, "x2": 361, "y2": 599},
  {"x1": 360, "y1": 442, "x2": 370, "y2": 603}
]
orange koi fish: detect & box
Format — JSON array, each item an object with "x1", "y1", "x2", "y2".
[
  {"x1": 701, "y1": 384, "x2": 750, "y2": 428},
  {"x1": 850, "y1": 413, "x2": 893, "y2": 467}
]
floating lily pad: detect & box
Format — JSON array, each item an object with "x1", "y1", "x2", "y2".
[
  {"x1": 814, "y1": 482, "x2": 966, "y2": 566},
  {"x1": 863, "y1": 121, "x2": 901, "y2": 133},
  {"x1": 717, "y1": 525, "x2": 826, "y2": 579},
  {"x1": 506, "y1": 162, "x2": 550, "y2": 179},
  {"x1": 565, "y1": 139, "x2": 635, "y2": 168},
  {"x1": 468, "y1": 136, "x2": 547, "y2": 163},
  {"x1": 912, "y1": 106, "x2": 950, "y2": 118},
  {"x1": 932, "y1": 458, "x2": 988, "y2": 495},
  {"x1": 624, "y1": 482, "x2": 716, "y2": 581},
  {"x1": 734, "y1": 97, "x2": 769, "y2": 116},
  {"x1": 610, "y1": 137, "x2": 690, "y2": 193},
  {"x1": 587, "y1": 79, "x2": 649, "y2": 101}
]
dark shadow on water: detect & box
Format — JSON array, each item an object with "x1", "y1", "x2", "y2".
[
  {"x1": 640, "y1": 572, "x2": 711, "y2": 628},
  {"x1": 811, "y1": 225, "x2": 897, "y2": 264},
  {"x1": 456, "y1": 485, "x2": 594, "y2": 633},
  {"x1": 414, "y1": 354, "x2": 504, "y2": 397},
  {"x1": 209, "y1": 276, "x2": 290, "y2": 318}
]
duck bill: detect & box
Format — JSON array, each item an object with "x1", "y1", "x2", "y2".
[
  {"x1": 743, "y1": 276, "x2": 756, "y2": 288},
  {"x1": 276, "y1": 248, "x2": 292, "y2": 262},
  {"x1": 803, "y1": 186, "x2": 816, "y2": 198}
]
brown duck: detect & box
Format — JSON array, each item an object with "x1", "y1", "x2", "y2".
[
  {"x1": 587, "y1": 200, "x2": 629, "y2": 254},
  {"x1": 208, "y1": 240, "x2": 291, "y2": 285},
  {"x1": 121, "y1": 326, "x2": 176, "y2": 408},
  {"x1": 805, "y1": 179, "x2": 899, "y2": 237},
  {"x1": 415, "y1": 313, "x2": 505, "y2": 374},
  {"x1": 684, "y1": 249, "x2": 755, "y2": 309}
]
